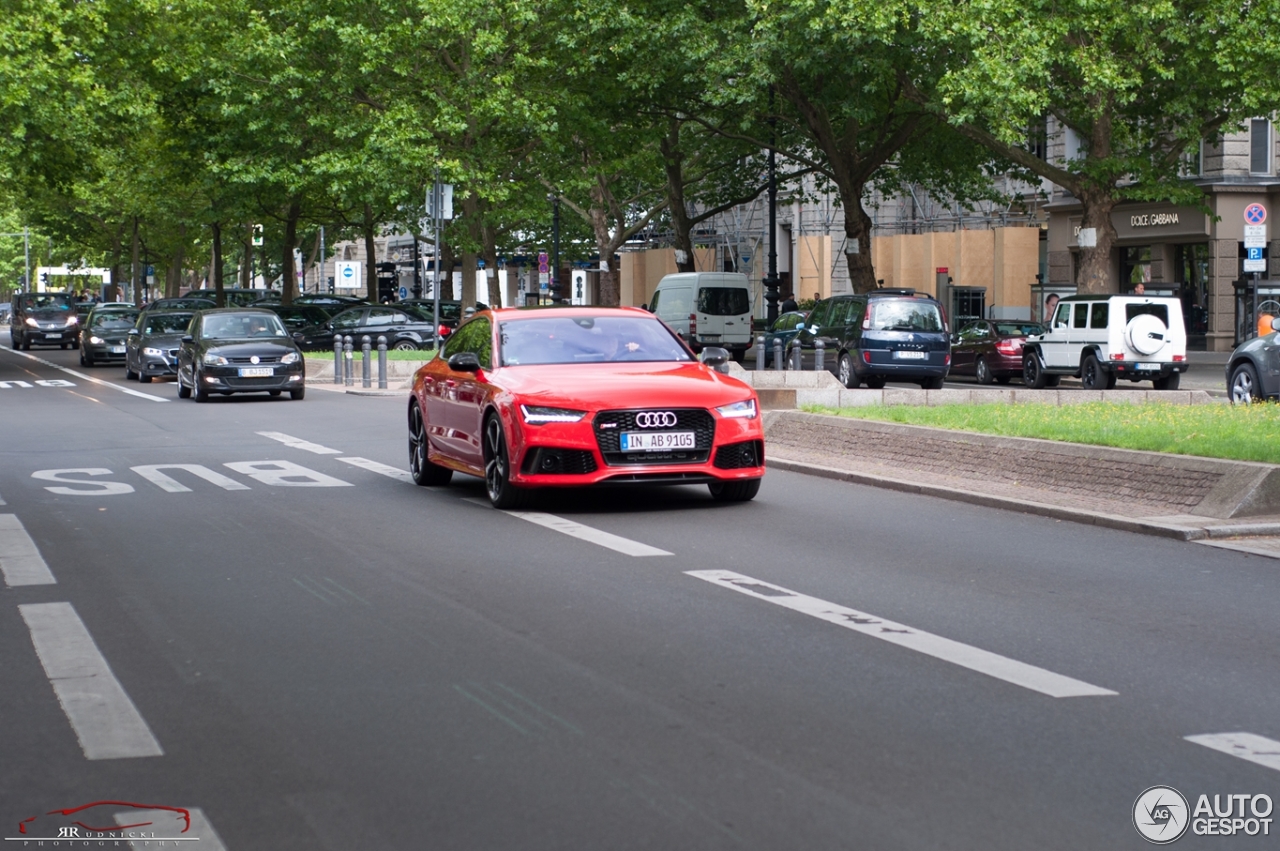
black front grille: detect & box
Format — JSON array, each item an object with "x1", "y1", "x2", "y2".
[
  {"x1": 224, "y1": 377, "x2": 288, "y2": 388},
  {"x1": 714, "y1": 440, "x2": 764, "y2": 469},
  {"x1": 228, "y1": 355, "x2": 282, "y2": 364},
  {"x1": 520, "y1": 447, "x2": 598, "y2": 476},
  {"x1": 594, "y1": 408, "x2": 715, "y2": 466}
]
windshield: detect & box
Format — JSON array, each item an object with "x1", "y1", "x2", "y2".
[
  {"x1": 994, "y1": 323, "x2": 1045, "y2": 337},
  {"x1": 868, "y1": 299, "x2": 944, "y2": 332},
  {"x1": 144, "y1": 313, "x2": 194, "y2": 334},
  {"x1": 696, "y1": 287, "x2": 750, "y2": 316},
  {"x1": 499, "y1": 316, "x2": 693, "y2": 366},
  {"x1": 90, "y1": 311, "x2": 138, "y2": 329},
  {"x1": 201, "y1": 313, "x2": 287, "y2": 340},
  {"x1": 405, "y1": 302, "x2": 462, "y2": 323},
  {"x1": 18, "y1": 294, "x2": 74, "y2": 311}
]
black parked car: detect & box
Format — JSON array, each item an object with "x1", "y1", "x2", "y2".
[
  {"x1": 263, "y1": 304, "x2": 341, "y2": 335},
  {"x1": 125, "y1": 310, "x2": 196, "y2": 382},
  {"x1": 787, "y1": 289, "x2": 951, "y2": 389},
  {"x1": 398, "y1": 299, "x2": 464, "y2": 338},
  {"x1": 1226, "y1": 316, "x2": 1280, "y2": 403},
  {"x1": 761, "y1": 310, "x2": 809, "y2": 366},
  {"x1": 146, "y1": 296, "x2": 215, "y2": 311},
  {"x1": 9, "y1": 292, "x2": 81, "y2": 350},
  {"x1": 79, "y1": 307, "x2": 140, "y2": 366},
  {"x1": 176, "y1": 309, "x2": 305, "y2": 401},
  {"x1": 293, "y1": 305, "x2": 439, "y2": 351},
  {"x1": 293, "y1": 294, "x2": 368, "y2": 308},
  {"x1": 185, "y1": 288, "x2": 276, "y2": 307}
]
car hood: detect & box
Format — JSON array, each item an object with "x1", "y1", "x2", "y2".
[
  {"x1": 140, "y1": 333, "x2": 187, "y2": 348},
  {"x1": 489, "y1": 361, "x2": 755, "y2": 410},
  {"x1": 26, "y1": 310, "x2": 76, "y2": 321},
  {"x1": 200, "y1": 339, "x2": 298, "y2": 356}
]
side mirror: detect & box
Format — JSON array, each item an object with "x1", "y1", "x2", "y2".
[
  {"x1": 641, "y1": 303, "x2": 649, "y2": 312},
  {"x1": 447, "y1": 352, "x2": 482, "y2": 372},
  {"x1": 701, "y1": 346, "x2": 730, "y2": 367},
  {"x1": 127, "y1": 328, "x2": 139, "y2": 336},
  {"x1": 181, "y1": 335, "x2": 193, "y2": 344}
]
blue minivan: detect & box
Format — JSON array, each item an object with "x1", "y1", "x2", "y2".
[{"x1": 787, "y1": 289, "x2": 951, "y2": 388}]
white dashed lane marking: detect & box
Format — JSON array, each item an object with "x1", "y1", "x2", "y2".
[
  {"x1": 0, "y1": 346, "x2": 168, "y2": 401},
  {"x1": 1185, "y1": 732, "x2": 1280, "y2": 773},
  {"x1": 115, "y1": 807, "x2": 227, "y2": 850},
  {"x1": 0, "y1": 514, "x2": 56, "y2": 586},
  {"x1": 19, "y1": 602, "x2": 164, "y2": 760},
  {"x1": 687, "y1": 570, "x2": 1117, "y2": 698},
  {"x1": 257, "y1": 431, "x2": 343, "y2": 454},
  {"x1": 338, "y1": 456, "x2": 413, "y2": 482},
  {"x1": 462, "y1": 498, "x2": 672, "y2": 557}
]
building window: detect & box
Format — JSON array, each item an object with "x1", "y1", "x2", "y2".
[
  {"x1": 1250, "y1": 119, "x2": 1271, "y2": 174},
  {"x1": 1121, "y1": 246, "x2": 1152, "y2": 288}
]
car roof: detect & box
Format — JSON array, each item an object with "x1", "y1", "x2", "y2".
[
  {"x1": 197, "y1": 307, "x2": 281, "y2": 315},
  {"x1": 1059, "y1": 294, "x2": 1179, "y2": 301}
]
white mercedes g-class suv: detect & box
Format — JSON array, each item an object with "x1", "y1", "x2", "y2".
[{"x1": 1022, "y1": 295, "x2": 1188, "y2": 390}]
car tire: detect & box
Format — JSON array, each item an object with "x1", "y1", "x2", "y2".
[
  {"x1": 392, "y1": 340, "x2": 418, "y2": 351},
  {"x1": 125, "y1": 362, "x2": 138, "y2": 380},
  {"x1": 865, "y1": 376, "x2": 886, "y2": 389},
  {"x1": 1080, "y1": 354, "x2": 1105, "y2": 390},
  {"x1": 483, "y1": 414, "x2": 526, "y2": 509},
  {"x1": 1153, "y1": 372, "x2": 1181, "y2": 391},
  {"x1": 1023, "y1": 353, "x2": 1048, "y2": 388},
  {"x1": 975, "y1": 356, "x2": 994, "y2": 385},
  {"x1": 409, "y1": 401, "x2": 453, "y2": 486},
  {"x1": 177, "y1": 373, "x2": 191, "y2": 398},
  {"x1": 289, "y1": 387, "x2": 305, "y2": 400},
  {"x1": 1230, "y1": 363, "x2": 1261, "y2": 404},
  {"x1": 919, "y1": 376, "x2": 944, "y2": 390},
  {"x1": 79, "y1": 351, "x2": 87, "y2": 366},
  {"x1": 1045, "y1": 374, "x2": 1061, "y2": 387},
  {"x1": 708, "y1": 478, "x2": 761, "y2": 502},
  {"x1": 139, "y1": 374, "x2": 152, "y2": 383},
  {"x1": 194, "y1": 370, "x2": 209, "y2": 403},
  {"x1": 71, "y1": 340, "x2": 79, "y2": 350},
  {"x1": 837, "y1": 353, "x2": 859, "y2": 389}
]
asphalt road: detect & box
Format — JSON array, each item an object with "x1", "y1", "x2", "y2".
[{"x1": 1, "y1": 341, "x2": 1277, "y2": 850}]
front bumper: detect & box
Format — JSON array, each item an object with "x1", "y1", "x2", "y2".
[
  {"x1": 198, "y1": 363, "x2": 305, "y2": 392},
  {"x1": 85, "y1": 340, "x2": 127, "y2": 361},
  {"x1": 22, "y1": 326, "x2": 78, "y2": 345},
  {"x1": 140, "y1": 354, "x2": 179, "y2": 376},
  {"x1": 508, "y1": 409, "x2": 765, "y2": 488}
]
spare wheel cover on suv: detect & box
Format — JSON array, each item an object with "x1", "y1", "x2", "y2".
[{"x1": 1125, "y1": 313, "x2": 1168, "y2": 356}]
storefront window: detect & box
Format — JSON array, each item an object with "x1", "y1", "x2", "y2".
[
  {"x1": 1121, "y1": 246, "x2": 1152, "y2": 287},
  {"x1": 1175, "y1": 243, "x2": 1210, "y2": 339}
]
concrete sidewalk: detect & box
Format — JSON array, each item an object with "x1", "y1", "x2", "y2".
[{"x1": 763, "y1": 410, "x2": 1280, "y2": 559}]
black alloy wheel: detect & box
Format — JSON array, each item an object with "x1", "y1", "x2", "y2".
[
  {"x1": 708, "y1": 479, "x2": 761, "y2": 502},
  {"x1": 484, "y1": 414, "x2": 526, "y2": 509},
  {"x1": 975, "y1": 356, "x2": 993, "y2": 385},
  {"x1": 409, "y1": 401, "x2": 452, "y2": 486},
  {"x1": 1080, "y1": 355, "x2": 1105, "y2": 390},
  {"x1": 1023, "y1": 353, "x2": 1047, "y2": 388},
  {"x1": 1230, "y1": 363, "x2": 1261, "y2": 404},
  {"x1": 837, "y1": 353, "x2": 858, "y2": 388}
]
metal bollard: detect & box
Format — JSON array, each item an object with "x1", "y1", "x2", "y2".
[
  {"x1": 791, "y1": 344, "x2": 801, "y2": 371},
  {"x1": 773, "y1": 339, "x2": 783, "y2": 370},
  {"x1": 377, "y1": 336, "x2": 388, "y2": 389},
  {"x1": 815, "y1": 339, "x2": 825, "y2": 372},
  {"x1": 755, "y1": 335, "x2": 765, "y2": 371},
  {"x1": 361, "y1": 336, "x2": 372, "y2": 388},
  {"x1": 333, "y1": 337, "x2": 343, "y2": 385},
  {"x1": 343, "y1": 336, "x2": 354, "y2": 386}
]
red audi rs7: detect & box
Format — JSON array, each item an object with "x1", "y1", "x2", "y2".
[{"x1": 407, "y1": 306, "x2": 765, "y2": 507}]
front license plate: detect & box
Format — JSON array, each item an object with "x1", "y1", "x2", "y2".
[
  {"x1": 109, "y1": 346, "x2": 125, "y2": 354},
  {"x1": 1136, "y1": 362, "x2": 1159, "y2": 370},
  {"x1": 893, "y1": 350, "x2": 927, "y2": 360},
  {"x1": 44, "y1": 333, "x2": 61, "y2": 339},
  {"x1": 620, "y1": 431, "x2": 696, "y2": 452},
  {"x1": 238, "y1": 367, "x2": 274, "y2": 377}
]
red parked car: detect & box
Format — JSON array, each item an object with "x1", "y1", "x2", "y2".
[
  {"x1": 408, "y1": 306, "x2": 765, "y2": 507},
  {"x1": 949, "y1": 320, "x2": 1047, "y2": 384}
]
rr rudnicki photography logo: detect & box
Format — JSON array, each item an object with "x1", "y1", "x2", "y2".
[
  {"x1": 1133, "y1": 786, "x2": 1274, "y2": 843},
  {"x1": 8, "y1": 800, "x2": 195, "y2": 845}
]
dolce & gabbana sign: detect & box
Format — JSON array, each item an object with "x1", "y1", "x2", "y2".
[{"x1": 1068, "y1": 205, "x2": 1209, "y2": 246}]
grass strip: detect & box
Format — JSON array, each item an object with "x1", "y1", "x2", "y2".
[{"x1": 803, "y1": 401, "x2": 1280, "y2": 464}]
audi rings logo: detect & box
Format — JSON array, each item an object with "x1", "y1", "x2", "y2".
[{"x1": 635, "y1": 411, "x2": 678, "y2": 428}]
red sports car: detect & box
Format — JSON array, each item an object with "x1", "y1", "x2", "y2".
[{"x1": 407, "y1": 306, "x2": 765, "y2": 507}]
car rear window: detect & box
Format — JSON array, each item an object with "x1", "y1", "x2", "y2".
[
  {"x1": 696, "y1": 287, "x2": 750, "y2": 316},
  {"x1": 1126, "y1": 303, "x2": 1169, "y2": 324},
  {"x1": 994, "y1": 323, "x2": 1044, "y2": 336},
  {"x1": 867, "y1": 299, "x2": 943, "y2": 332}
]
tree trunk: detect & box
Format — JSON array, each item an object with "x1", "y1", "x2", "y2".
[
  {"x1": 362, "y1": 203, "x2": 378, "y2": 302},
  {"x1": 211, "y1": 221, "x2": 225, "y2": 307},
  {"x1": 130, "y1": 217, "x2": 141, "y2": 307},
  {"x1": 1075, "y1": 190, "x2": 1118, "y2": 295},
  {"x1": 282, "y1": 201, "x2": 301, "y2": 305},
  {"x1": 660, "y1": 120, "x2": 697, "y2": 273},
  {"x1": 108, "y1": 226, "x2": 123, "y2": 302},
  {"x1": 482, "y1": 224, "x2": 501, "y2": 307},
  {"x1": 167, "y1": 225, "x2": 186, "y2": 298},
  {"x1": 840, "y1": 187, "x2": 878, "y2": 293},
  {"x1": 460, "y1": 193, "x2": 483, "y2": 307}
]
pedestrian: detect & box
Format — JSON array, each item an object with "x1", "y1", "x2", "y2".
[
  {"x1": 780, "y1": 293, "x2": 798, "y2": 313},
  {"x1": 1134, "y1": 282, "x2": 1146, "y2": 295}
]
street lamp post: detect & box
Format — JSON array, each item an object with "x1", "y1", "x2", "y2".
[
  {"x1": 762, "y1": 94, "x2": 781, "y2": 325},
  {"x1": 550, "y1": 194, "x2": 561, "y2": 304}
]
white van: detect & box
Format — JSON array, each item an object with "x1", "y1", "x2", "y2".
[{"x1": 648, "y1": 273, "x2": 753, "y2": 360}]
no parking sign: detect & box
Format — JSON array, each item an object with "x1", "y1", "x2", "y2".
[{"x1": 1244, "y1": 203, "x2": 1267, "y2": 225}]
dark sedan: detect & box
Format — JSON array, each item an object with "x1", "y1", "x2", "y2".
[
  {"x1": 125, "y1": 310, "x2": 195, "y2": 382},
  {"x1": 949, "y1": 320, "x2": 1046, "y2": 384},
  {"x1": 293, "y1": 305, "x2": 439, "y2": 351},
  {"x1": 399, "y1": 299, "x2": 463, "y2": 338},
  {"x1": 1226, "y1": 316, "x2": 1280, "y2": 403},
  {"x1": 263, "y1": 304, "x2": 340, "y2": 336},
  {"x1": 146, "y1": 296, "x2": 215, "y2": 311},
  {"x1": 176, "y1": 309, "x2": 305, "y2": 401},
  {"x1": 760, "y1": 310, "x2": 809, "y2": 366},
  {"x1": 79, "y1": 307, "x2": 140, "y2": 366}
]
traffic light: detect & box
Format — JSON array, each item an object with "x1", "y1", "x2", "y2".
[
  {"x1": 39, "y1": 272, "x2": 48, "y2": 286},
  {"x1": 251, "y1": 224, "x2": 264, "y2": 246}
]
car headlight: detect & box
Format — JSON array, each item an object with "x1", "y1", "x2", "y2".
[
  {"x1": 89, "y1": 336, "x2": 104, "y2": 345},
  {"x1": 203, "y1": 353, "x2": 228, "y2": 365},
  {"x1": 520, "y1": 405, "x2": 586, "y2": 424},
  {"x1": 716, "y1": 399, "x2": 757, "y2": 419},
  {"x1": 66, "y1": 316, "x2": 79, "y2": 325},
  {"x1": 143, "y1": 347, "x2": 163, "y2": 356},
  {"x1": 25, "y1": 317, "x2": 38, "y2": 327},
  {"x1": 281, "y1": 351, "x2": 300, "y2": 364}
]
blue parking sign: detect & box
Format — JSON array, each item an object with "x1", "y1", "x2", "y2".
[{"x1": 1248, "y1": 247, "x2": 1264, "y2": 261}]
